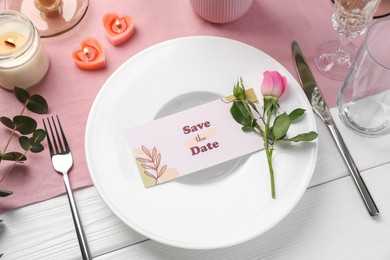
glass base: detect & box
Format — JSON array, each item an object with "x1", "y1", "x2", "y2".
[
  {"x1": 315, "y1": 40, "x2": 358, "y2": 81},
  {"x1": 5, "y1": 0, "x2": 89, "y2": 38},
  {"x1": 338, "y1": 99, "x2": 390, "y2": 137}
]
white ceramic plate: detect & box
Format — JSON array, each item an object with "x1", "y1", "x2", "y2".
[{"x1": 85, "y1": 36, "x2": 318, "y2": 249}]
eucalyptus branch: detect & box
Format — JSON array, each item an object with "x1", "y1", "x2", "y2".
[
  {"x1": 2, "y1": 128, "x2": 15, "y2": 154},
  {"x1": 0, "y1": 149, "x2": 28, "y2": 183},
  {"x1": 0, "y1": 87, "x2": 48, "y2": 197}
]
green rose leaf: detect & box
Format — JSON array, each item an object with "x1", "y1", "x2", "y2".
[
  {"x1": 0, "y1": 189, "x2": 13, "y2": 197},
  {"x1": 230, "y1": 102, "x2": 252, "y2": 127},
  {"x1": 268, "y1": 128, "x2": 275, "y2": 141},
  {"x1": 248, "y1": 101, "x2": 261, "y2": 116},
  {"x1": 263, "y1": 96, "x2": 278, "y2": 114},
  {"x1": 14, "y1": 87, "x2": 30, "y2": 103},
  {"x1": 288, "y1": 108, "x2": 305, "y2": 121},
  {"x1": 242, "y1": 126, "x2": 254, "y2": 132},
  {"x1": 1, "y1": 152, "x2": 27, "y2": 162},
  {"x1": 0, "y1": 116, "x2": 15, "y2": 130},
  {"x1": 13, "y1": 115, "x2": 37, "y2": 135},
  {"x1": 286, "y1": 131, "x2": 318, "y2": 142},
  {"x1": 272, "y1": 112, "x2": 291, "y2": 141},
  {"x1": 26, "y1": 94, "x2": 49, "y2": 114}
]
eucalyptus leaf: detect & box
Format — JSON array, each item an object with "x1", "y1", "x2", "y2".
[
  {"x1": 19, "y1": 136, "x2": 32, "y2": 151},
  {"x1": 26, "y1": 95, "x2": 48, "y2": 114},
  {"x1": 288, "y1": 108, "x2": 306, "y2": 121},
  {"x1": 271, "y1": 112, "x2": 291, "y2": 141},
  {"x1": 13, "y1": 115, "x2": 37, "y2": 135},
  {"x1": 14, "y1": 87, "x2": 30, "y2": 103},
  {"x1": 0, "y1": 116, "x2": 14, "y2": 130},
  {"x1": 0, "y1": 189, "x2": 13, "y2": 197},
  {"x1": 230, "y1": 102, "x2": 252, "y2": 127},
  {"x1": 1, "y1": 152, "x2": 27, "y2": 161},
  {"x1": 285, "y1": 131, "x2": 318, "y2": 142},
  {"x1": 30, "y1": 142, "x2": 44, "y2": 153},
  {"x1": 32, "y1": 129, "x2": 46, "y2": 143},
  {"x1": 19, "y1": 134, "x2": 45, "y2": 153}
]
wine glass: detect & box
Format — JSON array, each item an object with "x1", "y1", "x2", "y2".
[
  {"x1": 4, "y1": 0, "x2": 89, "y2": 38},
  {"x1": 315, "y1": 0, "x2": 382, "y2": 80},
  {"x1": 373, "y1": 0, "x2": 390, "y2": 18}
]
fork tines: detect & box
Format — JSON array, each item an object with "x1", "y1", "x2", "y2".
[{"x1": 42, "y1": 115, "x2": 70, "y2": 156}]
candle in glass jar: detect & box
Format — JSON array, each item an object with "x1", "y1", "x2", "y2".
[{"x1": 0, "y1": 10, "x2": 50, "y2": 90}]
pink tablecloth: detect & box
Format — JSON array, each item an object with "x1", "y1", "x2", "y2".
[{"x1": 0, "y1": 0, "x2": 349, "y2": 212}]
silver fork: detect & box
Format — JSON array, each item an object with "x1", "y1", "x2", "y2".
[{"x1": 43, "y1": 115, "x2": 92, "y2": 260}]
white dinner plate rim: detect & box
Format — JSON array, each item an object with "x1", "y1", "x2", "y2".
[{"x1": 85, "y1": 36, "x2": 318, "y2": 249}]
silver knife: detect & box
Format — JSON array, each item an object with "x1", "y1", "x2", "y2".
[{"x1": 291, "y1": 41, "x2": 379, "y2": 216}]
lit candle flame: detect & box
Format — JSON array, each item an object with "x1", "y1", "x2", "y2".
[
  {"x1": 115, "y1": 19, "x2": 122, "y2": 32},
  {"x1": 5, "y1": 38, "x2": 16, "y2": 48},
  {"x1": 83, "y1": 47, "x2": 91, "y2": 61}
]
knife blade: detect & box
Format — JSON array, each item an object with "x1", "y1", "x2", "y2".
[{"x1": 291, "y1": 41, "x2": 379, "y2": 216}]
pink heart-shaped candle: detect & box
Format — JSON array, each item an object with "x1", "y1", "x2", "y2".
[
  {"x1": 103, "y1": 13, "x2": 135, "y2": 46},
  {"x1": 72, "y1": 38, "x2": 106, "y2": 70}
]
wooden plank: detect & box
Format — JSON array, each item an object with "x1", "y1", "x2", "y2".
[
  {"x1": 0, "y1": 187, "x2": 145, "y2": 260},
  {"x1": 1, "y1": 107, "x2": 389, "y2": 259},
  {"x1": 94, "y1": 163, "x2": 390, "y2": 260}
]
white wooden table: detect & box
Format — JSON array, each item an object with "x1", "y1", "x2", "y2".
[{"x1": 1, "y1": 108, "x2": 390, "y2": 260}]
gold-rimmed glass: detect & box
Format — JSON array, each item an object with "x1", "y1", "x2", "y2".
[{"x1": 4, "y1": 0, "x2": 88, "y2": 38}]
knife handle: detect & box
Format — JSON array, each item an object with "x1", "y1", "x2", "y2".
[{"x1": 327, "y1": 123, "x2": 379, "y2": 216}]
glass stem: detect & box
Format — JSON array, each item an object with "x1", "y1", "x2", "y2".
[{"x1": 334, "y1": 33, "x2": 351, "y2": 65}]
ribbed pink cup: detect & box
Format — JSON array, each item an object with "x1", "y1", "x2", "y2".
[{"x1": 190, "y1": 0, "x2": 254, "y2": 23}]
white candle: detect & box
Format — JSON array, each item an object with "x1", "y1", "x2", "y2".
[{"x1": 0, "y1": 10, "x2": 50, "y2": 90}]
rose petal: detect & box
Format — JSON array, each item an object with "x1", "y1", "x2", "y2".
[{"x1": 261, "y1": 71, "x2": 274, "y2": 96}]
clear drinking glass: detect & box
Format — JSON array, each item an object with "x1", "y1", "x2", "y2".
[
  {"x1": 337, "y1": 17, "x2": 390, "y2": 136},
  {"x1": 4, "y1": 0, "x2": 88, "y2": 38},
  {"x1": 316, "y1": 0, "x2": 382, "y2": 81}
]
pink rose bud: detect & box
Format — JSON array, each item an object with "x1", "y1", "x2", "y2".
[{"x1": 261, "y1": 71, "x2": 287, "y2": 98}]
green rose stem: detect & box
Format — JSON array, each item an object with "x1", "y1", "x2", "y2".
[
  {"x1": 264, "y1": 103, "x2": 275, "y2": 199},
  {"x1": 238, "y1": 94, "x2": 276, "y2": 198},
  {"x1": 231, "y1": 73, "x2": 317, "y2": 199}
]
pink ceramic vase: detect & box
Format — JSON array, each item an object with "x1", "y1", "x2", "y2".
[{"x1": 190, "y1": 0, "x2": 254, "y2": 23}]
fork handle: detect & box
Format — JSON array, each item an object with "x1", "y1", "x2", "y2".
[
  {"x1": 63, "y1": 172, "x2": 93, "y2": 260},
  {"x1": 327, "y1": 123, "x2": 379, "y2": 216}
]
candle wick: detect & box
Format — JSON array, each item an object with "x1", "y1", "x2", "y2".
[
  {"x1": 83, "y1": 47, "x2": 91, "y2": 61},
  {"x1": 115, "y1": 19, "x2": 122, "y2": 32},
  {"x1": 5, "y1": 38, "x2": 16, "y2": 48}
]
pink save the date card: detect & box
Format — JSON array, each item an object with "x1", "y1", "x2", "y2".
[{"x1": 125, "y1": 89, "x2": 264, "y2": 188}]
